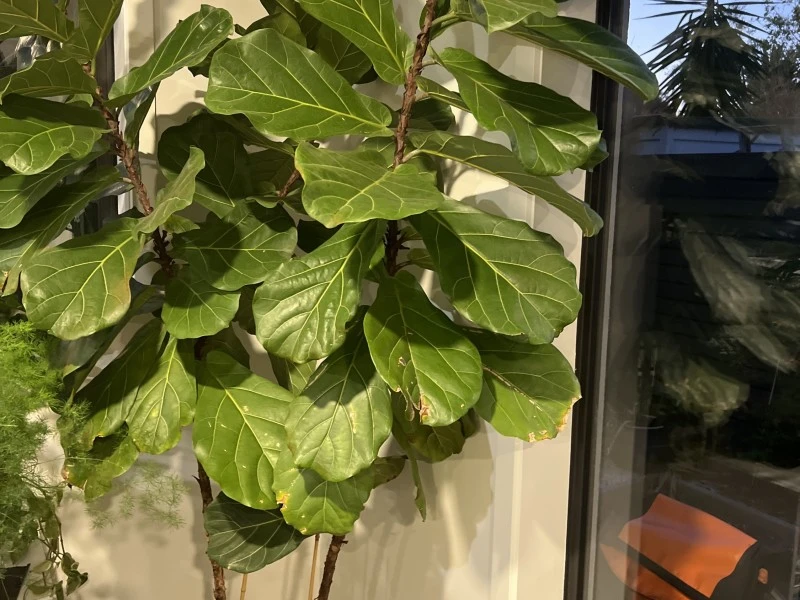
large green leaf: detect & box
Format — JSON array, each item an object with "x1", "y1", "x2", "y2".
[
  {"x1": 298, "y1": 0, "x2": 413, "y2": 84},
  {"x1": 126, "y1": 336, "x2": 197, "y2": 454},
  {"x1": 0, "y1": 53, "x2": 96, "y2": 102},
  {"x1": 409, "y1": 131, "x2": 602, "y2": 236},
  {"x1": 392, "y1": 395, "x2": 470, "y2": 462},
  {"x1": 418, "y1": 77, "x2": 469, "y2": 112},
  {"x1": 65, "y1": 0, "x2": 124, "y2": 61},
  {"x1": 158, "y1": 115, "x2": 253, "y2": 218},
  {"x1": 253, "y1": 221, "x2": 383, "y2": 363},
  {"x1": 194, "y1": 351, "x2": 295, "y2": 510},
  {"x1": 507, "y1": 14, "x2": 659, "y2": 101},
  {"x1": 272, "y1": 449, "x2": 373, "y2": 535},
  {"x1": 269, "y1": 354, "x2": 317, "y2": 395},
  {"x1": 73, "y1": 319, "x2": 166, "y2": 448},
  {"x1": 0, "y1": 96, "x2": 108, "y2": 175},
  {"x1": 409, "y1": 199, "x2": 581, "y2": 344},
  {"x1": 438, "y1": 48, "x2": 600, "y2": 175},
  {"x1": 295, "y1": 143, "x2": 445, "y2": 228},
  {"x1": 314, "y1": 25, "x2": 373, "y2": 84},
  {"x1": 0, "y1": 148, "x2": 105, "y2": 229},
  {"x1": 21, "y1": 219, "x2": 145, "y2": 340},
  {"x1": 455, "y1": 0, "x2": 557, "y2": 32},
  {"x1": 108, "y1": 6, "x2": 233, "y2": 106},
  {"x1": 248, "y1": 148, "x2": 296, "y2": 194},
  {"x1": 173, "y1": 203, "x2": 296, "y2": 291},
  {"x1": 205, "y1": 494, "x2": 306, "y2": 573},
  {"x1": 162, "y1": 271, "x2": 241, "y2": 339},
  {"x1": 467, "y1": 329, "x2": 580, "y2": 442},
  {"x1": 122, "y1": 85, "x2": 159, "y2": 145},
  {"x1": 0, "y1": 167, "x2": 121, "y2": 296},
  {"x1": 243, "y1": 12, "x2": 305, "y2": 45},
  {"x1": 63, "y1": 429, "x2": 139, "y2": 501},
  {"x1": 365, "y1": 271, "x2": 482, "y2": 427},
  {"x1": 136, "y1": 147, "x2": 204, "y2": 234},
  {"x1": 285, "y1": 321, "x2": 392, "y2": 482},
  {"x1": 205, "y1": 29, "x2": 392, "y2": 140},
  {"x1": 0, "y1": 0, "x2": 73, "y2": 41}
]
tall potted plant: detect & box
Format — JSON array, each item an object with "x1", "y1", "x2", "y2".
[{"x1": 0, "y1": 0, "x2": 656, "y2": 598}]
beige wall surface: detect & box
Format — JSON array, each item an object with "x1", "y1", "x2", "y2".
[{"x1": 60, "y1": 1, "x2": 595, "y2": 598}]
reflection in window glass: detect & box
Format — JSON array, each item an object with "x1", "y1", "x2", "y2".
[{"x1": 588, "y1": 1, "x2": 800, "y2": 599}]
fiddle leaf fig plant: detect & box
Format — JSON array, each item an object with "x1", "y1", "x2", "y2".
[{"x1": 0, "y1": 0, "x2": 655, "y2": 598}]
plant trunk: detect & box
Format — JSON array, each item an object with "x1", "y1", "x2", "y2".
[
  {"x1": 197, "y1": 461, "x2": 227, "y2": 600},
  {"x1": 316, "y1": 536, "x2": 346, "y2": 600}
]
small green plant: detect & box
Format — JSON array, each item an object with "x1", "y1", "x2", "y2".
[
  {"x1": 0, "y1": 0, "x2": 656, "y2": 598},
  {"x1": 0, "y1": 321, "x2": 87, "y2": 598}
]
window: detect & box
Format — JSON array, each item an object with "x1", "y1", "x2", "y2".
[{"x1": 568, "y1": 1, "x2": 800, "y2": 599}]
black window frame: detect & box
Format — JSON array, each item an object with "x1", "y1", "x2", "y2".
[{"x1": 564, "y1": 0, "x2": 630, "y2": 598}]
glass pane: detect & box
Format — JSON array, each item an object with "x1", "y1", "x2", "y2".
[{"x1": 585, "y1": 1, "x2": 800, "y2": 600}]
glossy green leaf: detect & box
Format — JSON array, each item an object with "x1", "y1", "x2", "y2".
[
  {"x1": 63, "y1": 429, "x2": 139, "y2": 501},
  {"x1": 392, "y1": 394, "x2": 471, "y2": 462},
  {"x1": 0, "y1": 96, "x2": 108, "y2": 175},
  {"x1": 273, "y1": 449, "x2": 373, "y2": 535},
  {"x1": 286, "y1": 320, "x2": 392, "y2": 482},
  {"x1": 248, "y1": 147, "x2": 296, "y2": 195},
  {"x1": 173, "y1": 203, "x2": 296, "y2": 291},
  {"x1": 409, "y1": 131, "x2": 602, "y2": 236},
  {"x1": 468, "y1": 329, "x2": 580, "y2": 441},
  {"x1": 62, "y1": 286, "x2": 159, "y2": 392},
  {"x1": 455, "y1": 0, "x2": 557, "y2": 32},
  {"x1": 438, "y1": 48, "x2": 600, "y2": 175},
  {"x1": 202, "y1": 327, "x2": 251, "y2": 368},
  {"x1": 136, "y1": 147, "x2": 204, "y2": 234},
  {"x1": 410, "y1": 97, "x2": 456, "y2": 131},
  {"x1": 122, "y1": 85, "x2": 159, "y2": 145},
  {"x1": 0, "y1": 0, "x2": 73, "y2": 42},
  {"x1": 269, "y1": 354, "x2": 317, "y2": 395},
  {"x1": 0, "y1": 167, "x2": 121, "y2": 296},
  {"x1": 406, "y1": 248, "x2": 435, "y2": 271},
  {"x1": 206, "y1": 29, "x2": 392, "y2": 140},
  {"x1": 507, "y1": 14, "x2": 659, "y2": 101},
  {"x1": 205, "y1": 494, "x2": 306, "y2": 573},
  {"x1": 365, "y1": 271, "x2": 482, "y2": 426},
  {"x1": 158, "y1": 114, "x2": 253, "y2": 218},
  {"x1": 194, "y1": 351, "x2": 295, "y2": 509},
  {"x1": 65, "y1": 0, "x2": 124, "y2": 61},
  {"x1": 108, "y1": 6, "x2": 234, "y2": 106},
  {"x1": 73, "y1": 319, "x2": 166, "y2": 448},
  {"x1": 418, "y1": 77, "x2": 469, "y2": 112},
  {"x1": 0, "y1": 52, "x2": 96, "y2": 101},
  {"x1": 244, "y1": 12, "x2": 305, "y2": 45},
  {"x1": 409, "y1": 452, "x2": 426, "y2": 520},
  {"x1": 298, "y1": 0, "x2": 413, "y2": 84},
  {"x1": 127, "y1": 337, "x2": 197, "y2": 454},
  {"x1": 253, "y1": 221, "x2": 383, "y2": 363},
  {"x1": 295, "y1": 144, "x2": 444, "y2": 228},
  {"x1": 162, "y1": 271, "x2": 241, "y2": 339},
  {"x1": 0, "y1": 149, "x2": 105, "y2": 229},
  {"x1": 372, "y1": 456, "x2": 406, "y2": 487},
  {"x1": 21, "y1": 219, "x2": 145, "y2": 340},
  {"x1": 409, "y1": 198, "x2": 581, "y2": 344},
  {"x1": 314, "y1": 25, "x2": 372, "y2": 84}
]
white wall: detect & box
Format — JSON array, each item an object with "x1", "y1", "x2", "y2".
[{"x1": 60, "y1": 1, "x2": 594, "y2": 598}]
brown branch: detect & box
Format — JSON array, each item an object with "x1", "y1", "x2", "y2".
[
  {"x1": 385, "y1": 0, "x2": 439, "y2": 276},
  {"x1": 316, "y1": 536, "x2": 346, "y2": 600},
  {"x1": 88, "y1": 72, "x2": 174, "y2": 275},
  {"x1": 198, "y1": 462, "x2": 228, "y2": 600},
  {"x1": 393, "y1": 0, "x2": 439, "y2": 168},
  {"x1": 278, "y1": 169, "x2": 302, "y2": 198}
]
